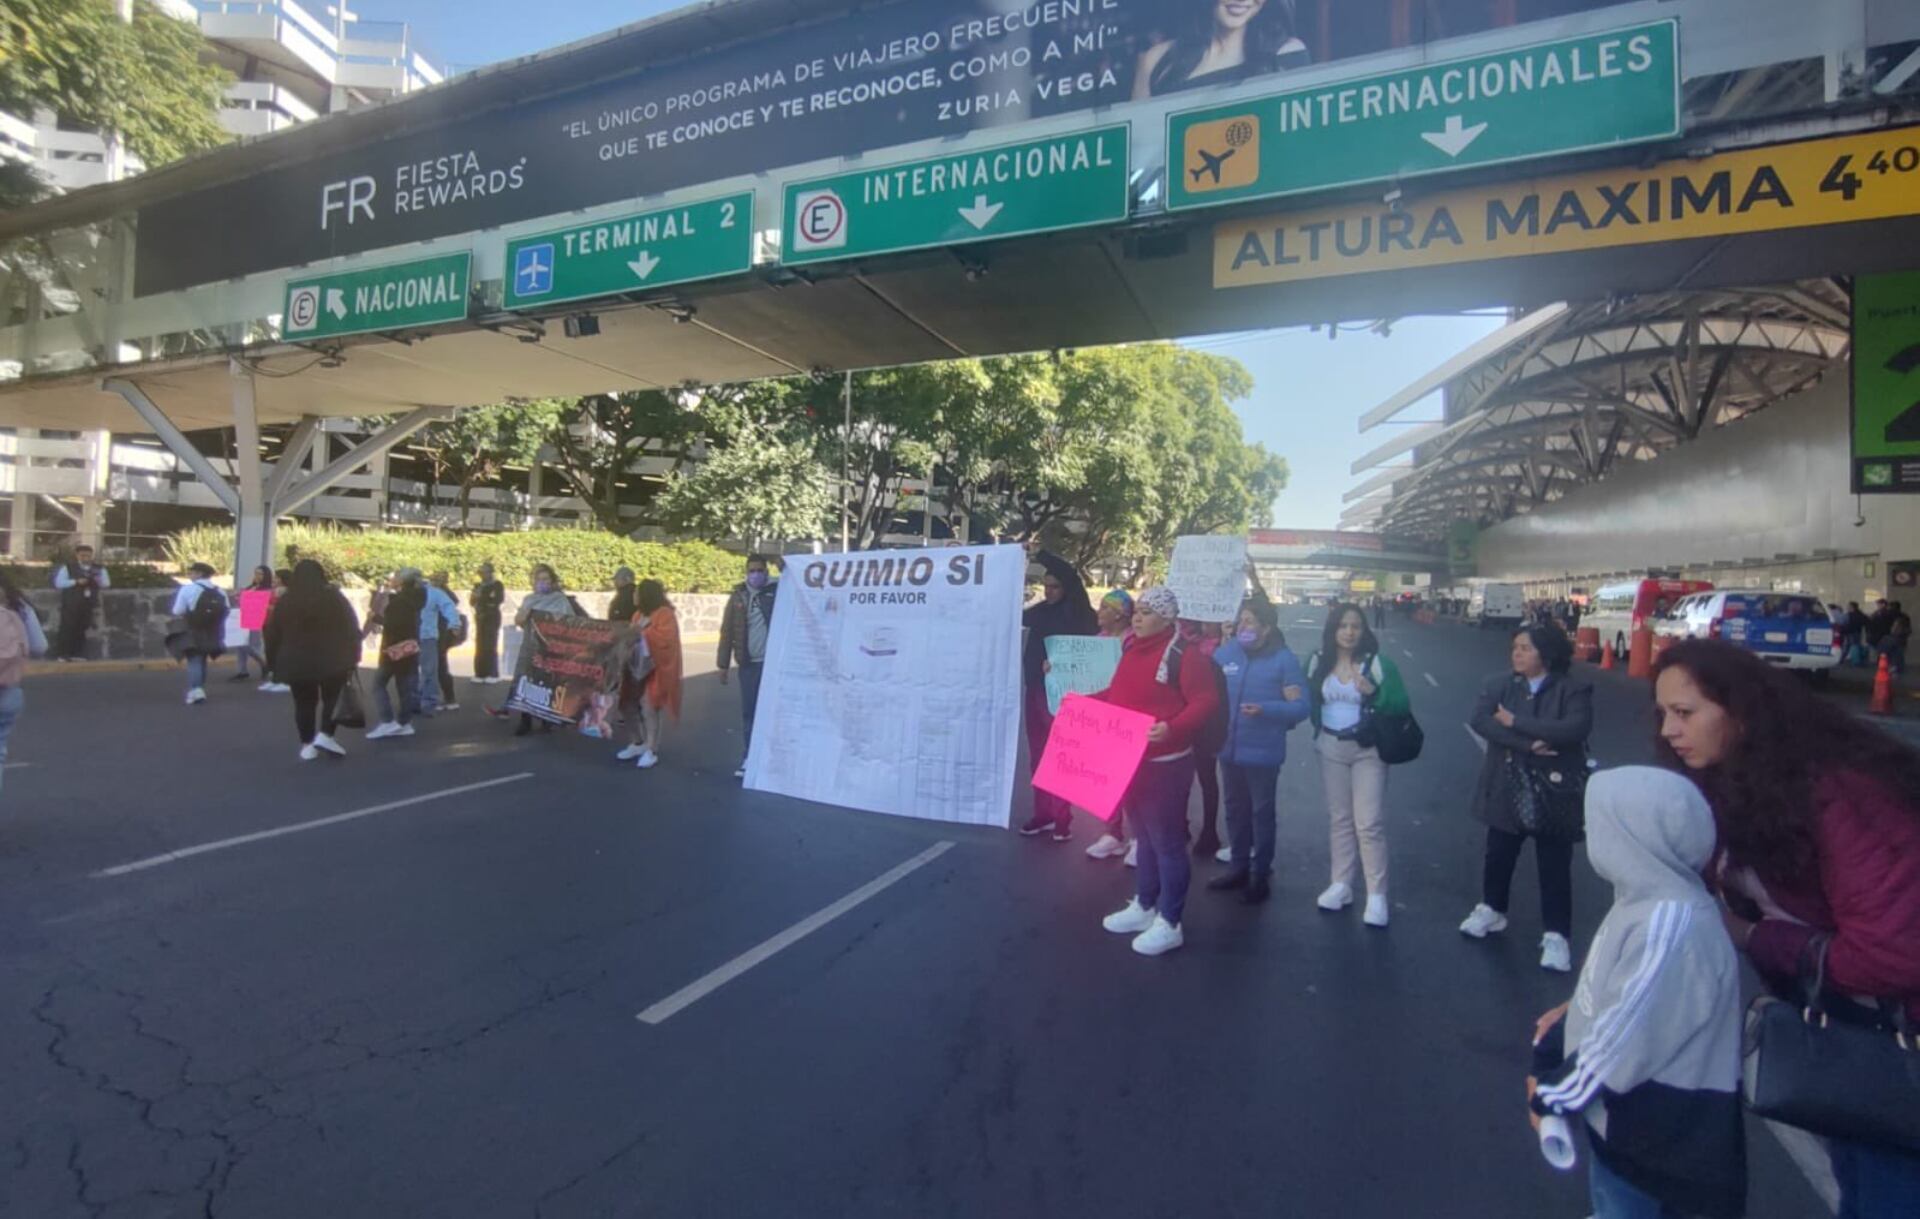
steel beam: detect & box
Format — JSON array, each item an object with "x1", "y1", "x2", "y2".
[
  {"x1": 276, "y1": 406, "x2": 452, "y2": 517},
  {"x1": 101, "y1": 377, "x2": 241, "y2": 515}
]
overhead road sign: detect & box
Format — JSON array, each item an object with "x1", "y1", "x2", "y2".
[
  {"x1": 503, "y1": 192, "x2": 756, "y2": 310},
  {"x1": 283, "y1": 253, "x2": 471, "y2": 341},
  {"x1": 1168, "y1": 20, "x2": 1679, "y2": 212},
  {"x1": 780, "y1": 124, "x2": 1129, "y2": 266},
  {"x1": 1213, "y1": 125, "x2": 1920, "y2": 288},
  {"x1": 1852, "y1": 271, "x2": 1920, "y2": 494}
]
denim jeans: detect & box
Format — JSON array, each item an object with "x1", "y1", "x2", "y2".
[
  {"x1": 1589, "y1": 1154, "x2": 1682, "y2": 1219},
  {"x1": 185, "y1": 654, "x2": 208, "y2": 692},
  {"x1": 738, "y1": 660, "x2": 764, "y2": 758},
  {"x1": 372, "y1": 664, "x2": 415, "y2": 726},
  {"x1": 0, "y1": 684, "x2": 22, "y2": 794},
  {"x1": 1221, "y1": 761, "x2": 1281, "y2": 876},
  {"x1": 1129, "y1": 751, "x2": 1197, "y2": 925},
  {"x1": 1833, "y1": 1136, "x2": 1920, "y2": 1219},
  {"x1": 414, "y1": 637, "x2": 441, "y2": 713}
]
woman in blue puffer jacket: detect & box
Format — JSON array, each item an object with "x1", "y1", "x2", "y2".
[{"x1": 1206, "y1": 592, "x2": 1311, "y2": 905}]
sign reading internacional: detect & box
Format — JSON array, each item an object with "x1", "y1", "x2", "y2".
[
  {"x1": 503, "y1": 192, "x2": 755, "y2": 309},
  {"x1": 1214, "y1": 125, "x2": 1920, "y2": 288},
  {"x1": 781, "y1": 124, "x2": 1129, "y2": 264},
  {"x1": 1852, "y1": 271, "x2": 1920, "y2": 494},
  {"x1": 283, "y1": 252, "x2": 470, "y2": 341},
  {"x1": 1168, "y1": 20, "x2": 1678, "y2": 212}
]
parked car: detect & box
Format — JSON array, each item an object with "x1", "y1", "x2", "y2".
[
  {"x1": 1586, "y1": 577, "x2": 1714, "y2": 657},
  {"x1": 1654, "y1": 588, "x2": 1841, "y2": 674}
]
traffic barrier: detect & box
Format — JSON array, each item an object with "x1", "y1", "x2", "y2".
[
  {"x1": 1575, "y1": 626, "x2": 1600, "y2": 664},
  {"x1": 1627, "y1": 628, "x2": 1654, "y2": 679},
  {"x1": 1870, "y1": 653, "x2": 1896, "y2": 716},
  {"x1": 1600, "y1": 642, "x2": 1615, "y2": 671}
]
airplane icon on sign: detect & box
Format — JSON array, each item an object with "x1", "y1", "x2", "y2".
[
  {"x1": 1190, "y1": 147, "x2": 1236, "y2": 185},
  {"x1": 514, "y1": 243, "x2": 555, "y2": 297}
]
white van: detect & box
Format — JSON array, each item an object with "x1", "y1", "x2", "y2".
[
  {"x1": 1586, "y1": 578, "x2": 1715, "y2": 657},
  {"x1": 1467, "y1": 582, "x2": 1526, "y2": 628}
]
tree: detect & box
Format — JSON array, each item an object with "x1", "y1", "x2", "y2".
[
  {"x1": 0, "y1": 1, "x2": 230, "y2": 167},
  {"x1": 654, "y1": 380, "x2": 835, "y2": 544},
  {"x1": 541, "y1": 391, "x2": 705, "y2": 534},
  {"x1": 410, "y1": 400, "x2": 567, "y2": 528}
]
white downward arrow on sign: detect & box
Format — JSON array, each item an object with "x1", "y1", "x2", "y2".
[
  {"x1": 957, "y1": 195, "x2": 1004, "y2": 230},
  {"x1": 628, "y1": 251, "x2": 661, "y2": 281},
  {"x1": 1420, "y1": 115, "x2": 1488, "y2": 158},
  {"x1": 325, "y1": 288, "x2": 348, "y2": 320}
]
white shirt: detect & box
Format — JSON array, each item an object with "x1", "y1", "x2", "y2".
[
  {"x1": 1321, "y1": 673, "x2": 1363, "y2": 732},
  {"x1": 170, "y1": 579, "x2": 218, "y2": 616}
]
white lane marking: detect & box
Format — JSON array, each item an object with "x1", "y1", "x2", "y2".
[
  {"x1": 1765, "y1": 1119, "x2": 1840, "y2": 1213},
  {"x1": 1423, "y1": 672, "x2": 1439, "y2": 688},
  {"x1": 1465, "y1": 723, "x2": 1487, "y2": 754},
  {"x1": 94, "y1": 772, "x2": 536, "y2": 878},
  {"x1": 637, "y1": 840, "x2": 955, "y2": 1026},
  {"x1": 1401, "y1": 648, "x2": 1415, "y2": 660}
]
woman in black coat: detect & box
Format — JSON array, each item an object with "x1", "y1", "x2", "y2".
[
  {"x1": 1459, "y1": 623, "x2": 1593, "y2": 973},
  {"x1": 263, "y1": 560, "x2": 361, "y2": 760},
  {"x1": 367, "y1": 569, "x2": 426, "y2": 740}
]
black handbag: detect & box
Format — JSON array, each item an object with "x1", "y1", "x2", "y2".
[
  {"x1": 332, "y1": 672, "x2": 368, "y2": 730},
  {"x1": 1505, "y1": 751, "x2": 1590, "y2": 839},
  {"x1": 1357, "y1": 656, "x2": 1423, "y2": 764},
  {"x1": 1743, "y1": 936, "x2": 1920, "y2": 1152}
]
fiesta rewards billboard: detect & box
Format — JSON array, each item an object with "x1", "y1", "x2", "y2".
[{"x1": 134, "y1": 0, "x2": 1640, "y2": 295}]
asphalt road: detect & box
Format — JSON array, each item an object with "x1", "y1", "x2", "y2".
[{"x1": 0, "y1": 618, "x2": 1829, "y2": 1218}]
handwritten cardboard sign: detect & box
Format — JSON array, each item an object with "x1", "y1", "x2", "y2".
[
  {"x1": 1043, "y1": 634, "x2": 1123, "y2": 715},
  {"x1": 238, "y1": 589, "x2": 274, "y2": 631},
  {"x1": 1032, "y1": 693, "x2": 1154, "y2": 823},
  {"x1": 1167, "y1": 534, "x2": 1248, "y2": 623}
]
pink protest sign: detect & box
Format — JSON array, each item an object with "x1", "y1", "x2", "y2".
[
  {"x1": 239, "y1": 589, "x2": 274, "y2": 631},
  {"x1": 1031, "y1": 693, "x2": 1155, "y2": 823}
]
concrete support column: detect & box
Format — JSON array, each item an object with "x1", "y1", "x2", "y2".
[
  {"x1": 526, "y1": 457, "x2": 545, "y2": 531},
  {"x1": 230, "y1": 360, "x2": 273, "y2": 579},
  {"x1": 10, "y1": 427, "x2": 35, "y2": 560},
  {"x1": 78, "y1": 430, "x2": 111, "y2": 551}
]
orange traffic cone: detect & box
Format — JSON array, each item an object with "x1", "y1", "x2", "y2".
[
  {"x1": 1627, "y1": 628, "x2": 1654, "y2": 680},
  {"x1": 1599, "y1": 642, "x2": 1616, "y2": 671},
  {"x1": 1870, "y1": 653, "x2": 1896, "y2": 716}
]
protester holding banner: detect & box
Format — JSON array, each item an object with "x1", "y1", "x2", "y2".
[
  {"x1": 1307, "y1": 604, "x2": 1410, "y2": 928},
  {"x1": 1207, "y1": 594, "x2": 1309, "y2": 905},
  {"x1": 264, "y1": 560, "x2": 361, "y2": 760},
  {"x1": 367, "y1": 570, "x2": 427, "y2": 741},
  {"x1": 1096, "y1": 586, "x2": 1221, "y2": 957},
  {"x1": 508, "y1": 564, "x2": 573, "y2": 737},
  {"x1": 608, "y1": 566, "x2": 638, "y2": 624},
  {"x1": 1020, "y1": 544, "x2": 1097, "y2": 841},
  {"x1": 1096, "y1": 589, "x2": 1134, "y2": 640},
  {"x1": 229, "y1": 567, "x2": 274, "y2": 685}
]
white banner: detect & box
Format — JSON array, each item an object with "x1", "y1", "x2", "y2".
[
  {"x1": 1166, "y1": 534, "x2": 1248, "y2": 623},
  {"x1": 745, "y1": 544, "x2": 1025, "y2": 827}
]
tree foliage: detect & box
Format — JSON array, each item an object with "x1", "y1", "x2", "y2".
[
  {"x1": 540, "y1": 391, "x2": 704, "y2": 534},
  {"x1": 652, "y1": 380, "x2": 835, "y2": 545},
  {"x1": 411, "y1": 400, "x2": 567, "y2": 528},
  {"x1": 0, "y1": 0, "x2": 230, "y2": 167}
]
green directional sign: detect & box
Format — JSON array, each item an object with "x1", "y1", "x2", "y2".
[
  {"x1": 283, "y1": 252, "x2": 470, "y2": 341},
  {"x1": 1167, "y1": 20, "x2": 1679, "y2": 212},
  {"x1": 503, "y1": 192, "x2": 756, "y2": 310},
  {"x1": 1852, "y1": 271, "x2": 1920, "y2": 494},
  {"x1": 781, "y1": 124, "x2": 1130, "y2": 266}
]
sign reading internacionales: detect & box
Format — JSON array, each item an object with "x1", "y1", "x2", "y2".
[
  {"x1": 503, "y1": 192, "x2": 755, "y2": 309},
  {"x1": 1213, "y1": 126, "x2": 1920, "y2": 288},
  {"x1": 1167, "y1": 21, "x2": 1678, "y2": 212},
  {"x1": 781, "y1": 124, "x2": 1128, "y2": 264},
  {"x1": 283, "y1": 252, "x2": 470, "y2": 341}
]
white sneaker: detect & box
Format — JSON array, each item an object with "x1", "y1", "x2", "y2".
[
  {"x1": 634, "y1": 750, "x2": 659, "y2": 769},
  {"x1": 392, "y1": 724, "x2": 416, "y2": 738},
  {"x1": 1214, "y1": 845, "x2": 1234, "y2": 864},
  {"x1": 440, "y1": 702, "x2": 460, "y2": 711},
  {"x1": 615, "y1": 744, "x2": 646, "y2": 761},
  {"x1": 366, "y1": 722, "x2": 398, "y2": 739},
  {"x1": 1460, "y1": 904, "x2": 1510, "y2": 939},
  {"x1": 1131, "y1": 915, "x2": 1185, "y2": 957},
  {"x1": 1124, "y1": 840, "x2": 1138, "y2": 868},
  {"x1": 299, "y1": 744, "x2": 320, "y2": 761},
  {"x1": 1541, "y1": 932, "x2": 1573, "y2": 973},
  {"x1": 1085, "y1": 834, "x2": 1126, "y2": 860},
  {"x1": 185, "y1": 687, "x2": 206, "y2": 705},
  {"x1": 312, "y1": 733, "x2": 346, "y2": 757},
  {"x1": 1102, "y1": 898, "x2": 1156, "y2": 934},
  {"x1": 734, "y1": 764, "x2": 747, "y2": 779},
  {"x1": 1316, "y1": 882, "x2": 1353, "y2": 911},
  {"x1": 259, "y1": 683, "x2": 275, "y2": 693},
  {"x1": 1364, "y1": 895, "x2": 1391, "y2": 928}
]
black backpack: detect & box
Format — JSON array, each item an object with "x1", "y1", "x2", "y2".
[
  {"x1": 1164, "y1": 635, "x2": 1231, "y2": 756},
  {"x1": 187, "y1": 584, "x2": 228, "y2": 631}
]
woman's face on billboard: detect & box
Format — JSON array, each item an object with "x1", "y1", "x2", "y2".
[{"x1": 1214, "y1": 0, "x2": 1266, "y2": 34}]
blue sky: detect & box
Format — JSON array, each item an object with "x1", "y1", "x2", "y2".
[{"x1": 352, "y1": 0, "x2": 1509, "y2": 528}]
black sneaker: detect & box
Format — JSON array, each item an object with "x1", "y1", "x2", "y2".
[
  {"x1": 1241, "y1": 876, "x2": 1272, "y2": 905},
  {"x1": 1017, "y1": 818, "x2": 1052, "y2": 837},
  {"x1": 1207, "y1": 870, "x2": 1249, "y2": 892},
  {"x1": 228, "y1": 672, "x2": 251, "y2": 682}
]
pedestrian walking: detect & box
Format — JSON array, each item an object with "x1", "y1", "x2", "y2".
[
  {"x1": 415, "y1": 571, "x2": 460, "y2": 715},
  {"x1": 621, "y1": 579, "x2": 681, "y2": 770},
  {"x1": 470, "y1": 562, "x2": 505, "y2": 683},
  {"x1": 366, "y1": 570, "x2": 425, "y2": 740},
  {"x1": 1206, "y1": 592, "x2": 1309, "y2": 905},
  {"x1": 1018, "y1": 542, "x2": 1097, "y2": 841},
  {"x1": 1844, "y1": 601, "x2": 1870, "y2": 665},
  {"x1": 51, "y1": 544, "x2": 108, "y2": 661},
  {"x1": 1461, "y1": 623, "x2": 1594, "y2": 972},
  {"x1": 717, "y1": 554, "x2": 778, "y2": 779},
  {"x1": 230, "y1": 566, "x2": 274, "y2": 685},
  {"x1": 509, "y1": 564, "x2": 573, "y2": 737},
  {"x1": 167, "y1": 563, "x2": 228, "y2": 706},
  {"x1": 428, "y1": 571, "x2": 463, "y2": 710},
  {"x1": 1095, "y1": 586, "x2": 1221, "y2": 957},
  {"x1": 1306, "y1": 603, "x2": 1409, "y2": 927},
  {"x1": 1653, "y1": 639, "x2": 1920, "y2": 1217},
  {"x1": 608, "y1": 566, "x2": 638, "y2": 624},
  {"x1": 263, "y1": 560, "x2": 360, "y2": 760},
  {"x1": 0, "y1": 570, "x2": 49, "y2": 794},
  {"x1": 1528, "y1": 767, "x2": 1746, "y2": 1219}
]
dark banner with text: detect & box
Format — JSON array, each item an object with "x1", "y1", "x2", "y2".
[
  {"x1": 506, "y1": 612, "x2": 629, "y2": 734},
  {"x1": 134, "y1": 0, "x2": 1635, "y2": 294}
]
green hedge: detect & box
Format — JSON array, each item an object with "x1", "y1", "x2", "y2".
[
  {"x1": 2, "y1": 562, "x2": 177, "y2": 589},
  {"x1": 163, "y1": 524, "x2": 747, "y2": 592}
]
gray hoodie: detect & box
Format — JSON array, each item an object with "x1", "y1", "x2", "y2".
[{"x1": 1533, "y1": 766, "x2": 1746, "y2": 1217}]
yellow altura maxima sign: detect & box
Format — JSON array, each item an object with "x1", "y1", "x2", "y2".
[{"x1": 1214, "y1": 125, "x2": 1920, "y2": 287}]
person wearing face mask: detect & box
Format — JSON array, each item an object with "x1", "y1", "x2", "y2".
[
  {"x1": 1019, "y1": 540, "x2": 1097, "y2": 841},
  {"x1": 608, "y1": 566, "x2": 638, "y2": 624},
  {"x1": 718, "y1": 554, "x2": 780, "y2": 780},
  {"x1": 506, "y1": 564, "x2": 574, "y2": 737},
  {"x1": 1205, "y1": 593, "x2": 1309, "y2": 905},
  {"x1": 470, "y1": 562, "x2": 506, "y2": 683}
]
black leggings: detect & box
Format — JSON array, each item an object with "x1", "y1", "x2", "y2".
[
  {"x1": 1483, "y1": 827, "x2": 1573, "y2": 938},
  {"x1": 289, "y1": 675, "x2": 348, "y2": 744},
  {"x1": 1193, "y1": 749, "x2": 1221, "y2": 842}
]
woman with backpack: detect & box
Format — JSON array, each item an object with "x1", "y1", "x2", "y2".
[
  {"x1": 1206, "y1": 593, "x2": 1310, "y2": 905},
  {"x1": 1093, "y1": 586, "x2": 1221, "y2": 958},
  {"x1": 263, "y1": 560, "x2": 361, "y2": 760},
  {"x1": 0, "y1": 570, "x2": 49, "y2": 794},
  {"x1": 1306, "y1": 603, "x2": 1410, "y2": 928}
]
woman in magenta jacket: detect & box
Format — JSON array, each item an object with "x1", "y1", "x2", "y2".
[{"x1": 1653, "y1": 639, "x2": 1920, "y2": 1218}]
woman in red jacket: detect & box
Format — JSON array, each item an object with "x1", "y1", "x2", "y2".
[
  {"x1": 1654, "y1": 639, "x2": 1920, "y2": 1217},
  {"x1": 1094, "y1": 586, "x2": 1220, "y2": 957}
]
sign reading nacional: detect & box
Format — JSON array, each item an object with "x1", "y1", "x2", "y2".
[
  {"x1": 282, "y1": 253, "x2": 470, "y2": 341},
  {"x1": 744, "y1": 544, "x2": 1024, "y2": 827}
]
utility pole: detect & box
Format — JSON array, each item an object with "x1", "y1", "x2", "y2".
[{"x1": 840, "y1": 371, "x2": 851, "y2": 553}]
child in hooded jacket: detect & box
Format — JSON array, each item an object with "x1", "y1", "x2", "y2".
[{"x1": 1529, "y1": 766, "x2": 1746, "y2": 1219}]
